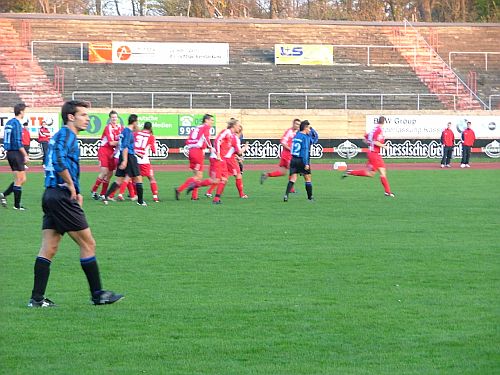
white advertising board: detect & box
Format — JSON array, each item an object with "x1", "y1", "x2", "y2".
[
  {"x1": 111, "y1": 42, "x2": 229, "y2": 65},
  {"x1": 366, "y1": 115, "x2": 500, "y2": 139},
  {"x1": 0, "y1": 112, "x2": 59, "y2": 138}
]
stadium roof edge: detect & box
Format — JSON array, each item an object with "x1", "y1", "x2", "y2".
[{"x1": 1, "y1": 13, "x2": 499, "y2": 27}]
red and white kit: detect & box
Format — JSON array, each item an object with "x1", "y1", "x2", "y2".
[
  {"x1": 279, "y1": 127, "x2": 297, "y2": 168},
  {"x1": 98, "y1": 123, "x2": 122, "y2": 170},
  {"x1": 366, "y1": 124, "x2": 385, "y2": 171},
  {"x1": 185, "y1": 123, "x2": 212, "y2": 171},
  {"x1": 134, "y1": 130, "x2": 157, "y2": 177}
]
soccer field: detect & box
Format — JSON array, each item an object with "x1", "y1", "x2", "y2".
[{"x1": 1, "y1": 169, "x2": 499, "y2": 374}]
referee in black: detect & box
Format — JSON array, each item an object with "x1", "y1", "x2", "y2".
[{"x1": 28, "y1": 100, "x2": 123, "y2": 307}]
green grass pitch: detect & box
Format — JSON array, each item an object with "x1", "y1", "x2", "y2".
[{"x1": 1, "y1": 169, "x2": 499, "y2": 374}]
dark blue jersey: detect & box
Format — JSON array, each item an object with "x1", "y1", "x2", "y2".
[
  {"x1": 118, "y1": 127, "x2": 135, "y2": 155},
  {"x1": 291, "y1": 128, "x2": 319, "y2": 165},
  {"x1": 44, "y1": 126, "x2": 81, "y2": 194},
  {"x1": 3, "y1": 117, "x2": 23, "y2": 151}
]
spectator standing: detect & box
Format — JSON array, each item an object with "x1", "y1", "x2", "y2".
[
  {"x1": 28, "y1": 100, "x2": 123, "y2": 307},
  {"x1": 38, "y1": 120, "x2": 51, "y2": 166},
  {"x1": 22, "y1": 121, "x2": 31, "y2": 155},
  {"x1": 440, "y1": 122, "x2": 454, "y2": 168},
  {"x1": 0, "y1": 103, "x2": 29, "y2": 210},
  {"x1": 461, "y1": 121, "x2": 476, "y2": 168}
]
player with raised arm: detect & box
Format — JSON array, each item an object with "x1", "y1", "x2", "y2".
[
  {"x1": 283, "y1": 120, "x2": 318, "y2": 202},
  {"x1": 175, "y1": 114, "x2": 213, "y2": 200},
  {"x1": 91, "y1": 110, "x2": 122, "y2": 200},
  {"x1": 342, "y1": 116, "x2": 395, "y2": 197},
  {"x1": 261, "y1": 118, "x2": 300, "y2": 190}
]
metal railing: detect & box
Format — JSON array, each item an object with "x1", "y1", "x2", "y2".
[
  {"x1": 449, "y1": 51, "x2": 500, "y2": 71},
  {"x1": 267, "y1": 92, "x2": 458, "y2": 110},
  {"x1": 329, "y1": 45, "x2": 416, "y2": 66},
  {"x1": 72, "y1": 91, "x2": 232, "y2": 109},
  {"x1": 31, "y1": 40, "x2": 88, "y2": 62},
  {"x1": 489, "y1": 95, "x2": 500, "y2": 109},
  {"x1": 402, "y1": 19, "x2": 490, "y2": 110}
]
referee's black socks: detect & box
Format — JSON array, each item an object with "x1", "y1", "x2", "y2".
[
  {"x1": 105, "y1": 182, "x2": 119, "y2": 198},
  {"x1": 285, "y1": 181, "x2": 294, "y2": 196},
  {"x1": 13, "y1": 185, "x2": 22, "y2": 208},
  {"x1": 80, "y1": 256, "x2": 103, "y2": 298},
  {"x1": 31, "y1": 256, "x2": 51, "y2": 301},
  {"x1": 305, "y1": 182, "x2": 313, "y2": 200},
  {"x1": 135, "y1": 182, "x2": 144, "y2": 204},
  {"x1": 2, "y1": 182, "x2": 14, "y2": 197}
]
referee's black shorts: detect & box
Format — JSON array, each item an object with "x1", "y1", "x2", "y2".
[
  {"x1": 289, "y1": 156, "x2": 311, "y2": 175},
  {"x1": 42, "y1": 188, "x2": 89, "y2": 234},
  {"x1": 115, "y1": 153, "x2": 140, "y2": 178},
  {"x1": 7, "y1": 150, "x2": 25, "y2": 171}
]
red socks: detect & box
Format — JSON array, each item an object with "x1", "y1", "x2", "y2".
[
  {"x1": 235, "y1": 178, "x2": 244, "y2": 197},
  {"x1": 380, "y1": 176, "x2": 391, "y2": 194},
  {"x1": 349, "y1": 170, "x2": 370, "y2": 177},
  {"x1": 267, "y1": 170, "x2": 284, "y2": 178}
]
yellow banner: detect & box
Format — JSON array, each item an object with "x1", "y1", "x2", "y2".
[{"x1": 275, "y1": 44, "x2": 333, "y2": 65}]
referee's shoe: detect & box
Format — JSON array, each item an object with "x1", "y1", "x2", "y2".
[{"x1": 92, "y1": 290, "x2": 124, "y2": 305}]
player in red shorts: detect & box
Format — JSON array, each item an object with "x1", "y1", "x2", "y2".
[
  {"x1": 260, "y1": 118, "x2": 300, "y2": 192},
  {"x1": 175, "y1": 114, "x2": 214, "y2": 200},
  {"x1": 90, "y1": 110, "x2": 122, "y2": 199},
  {"x1": 211, "y1": 118, "x2": 241, "y2": 204},
  {"x1": 342, "y1": 116, "x2": 395, "y2": 197}
]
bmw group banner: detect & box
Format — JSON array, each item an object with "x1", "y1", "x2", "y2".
[
  {"x1": 275, "y1": 44, "x2": 333, "y2": 65},
  {"x1": 366, "y1": 115, "x2": 500, "y2": 139}
]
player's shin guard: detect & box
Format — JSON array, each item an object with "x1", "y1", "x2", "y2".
[
  {"x1": 236, "y1": 178, "x2": 244, "y2": 197},
  {"x1": 285, "y1": 181, "x2": 294, "y2": 196},
  {"x1": 207, "y1": 183, "x2": 217, "y2": 194},
  {"x1": 3, "y1": 182, "x2": 14, "y2": 197},
  {"x1": 91, "y1": 178, "x2": 103, "y2": 193},
  {"x1": 80, "y1": 256, "x2": 103, "y2": 298},
  {"x1": 13, "y1": 185, "x2": 22, "y2": 208},
  {"x1": 305, "y1": 182, "x2": 313, "y2": 200},
  {"x1": 31, "y1": 256, "x2": 51, "y2": 301},
  {"x1": 268, "y1": 170, "x2": 284, "y2": 177},
  {"x1": 151, "y1": 181, "x2": 158, "y2": 196},
  {"x1": 100, "y1": 180, "x2": 109, "y2": 196},
  {"x1": 128, "y1": 180, "x2": 136, "y2": 197},
  {"x1": 380, "y1": 176, "x2": 391, "y2": 194},
  {"x1": 349, "y1": 170, "x2": 370, "y2": 177},
  {"x1": 192, "y1": 188, "x2": 199, "y2": 200},
  {"x1": 178, "y1": 177, "x2": 195, "y2": 193},
  {"x1": 135, "y1": 183, "x2": 144, "y2": 204},
  {"x1": 118, "y1": 181, "x2": 128, "y2": 195},
  {"x1": 213, "y1": 181, "x2": 226, "y2": 202}
]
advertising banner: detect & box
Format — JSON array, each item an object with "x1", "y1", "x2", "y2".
[
  {"x1": 366, "y1": 114, "x2": 500, "y2": 139},
  {"x1": 89, "y1": 42, "x2": 113, "y2": 64},
  {"x1": 1, "y1": 138, "x2": 498, "y2": 160},
  {"x1": 275, "y1": 44, "x2": 333, "y2": 65},
  {"x1": 81, "y1": 113, "x2": 216, "y2": 138},
  {"x1": 108, "y1": 42, "x2": 229, "y2": 65},
  {"x1": 0, "y1": 112, "x2": 59, "y2": 138}
]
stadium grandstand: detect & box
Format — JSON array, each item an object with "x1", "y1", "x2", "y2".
[{"x1": 0, "y1": 14, "x2": 499, "y2": 110}]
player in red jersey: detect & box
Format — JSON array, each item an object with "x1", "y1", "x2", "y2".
[
  {"x1": 342, "y1": 116, "x2": 395, "y2": 197},
  {"x1": 225, "y1": 125, "x2": 248, "y2": 198},
  {"x1": 175, "y1": 114, "x2": 214, "y2": 200},
  {"x1": 111, "y1": 121, "x2": 158, "y2": 202},
  {"x1": 211, "y1": 118, "x2": 241, "y2": 204},
  {"x1": 90, "y1": 110, "x2": 122, "y2": 199},
  {"x1": 260, "y1": 118, "x2": 301, "y2": 192}
]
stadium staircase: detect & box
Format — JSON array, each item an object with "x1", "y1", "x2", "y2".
[
  {"x1": 0, "y1": 18, "x2": 63, "y2": 107},
  {"x1": 386, "y1": 22, "x2": 487, "y2": 110}
]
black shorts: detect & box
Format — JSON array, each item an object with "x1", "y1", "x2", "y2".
[
  {"x1": 115, "y1": 154, "x2": 140, "y2": 178},
  {"x1": 7, "y1": 150, "x2": 25, "y2": 171},
  {"x1": 42, "y1": 188, "x2": 89, "y2": 234},
  {"x1": 289, "y1": 156, "x2": 311, "y2": 175}
]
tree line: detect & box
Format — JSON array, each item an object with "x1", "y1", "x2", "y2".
[{"x1": 1, "y1": 0, "x2": 498, "y2": 22}]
